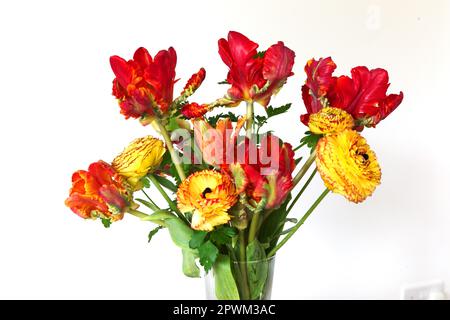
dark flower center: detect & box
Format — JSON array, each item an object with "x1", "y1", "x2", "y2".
[
  {"x1": 361, "y1": 153, "x2": 369, "y2": 161},
  {"x1": 202, "y1": 187, "x2": 213, "y2": 198}
]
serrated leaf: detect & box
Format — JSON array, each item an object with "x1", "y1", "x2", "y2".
[
  {"x1": 101, "y1": 218, "x2": 111, "y2": 228},
  {"x1": 207, "y1": 112, "x2": 239, "y2": 126},
  {"x1": 189, "y1": 231, "x2": 208, "y2": 249},
  {"x1": 300, "y1": 131, "x2": 322, "y2": 151},
  {"x1": 265, "y1": 103, "x2": 292, "y2": 118},
  {"x1": 210, "y1": 226, "x2": 237, "y2": 246},
  {"x1": 198, "y1": 240, "x2": 219, "y2": 272},
  {"x1": 148, "y1": 226, "x2": 163, "y2": 243},
  {"x1": 254, "y1": 50, "x2": 266, "y2": 59}
]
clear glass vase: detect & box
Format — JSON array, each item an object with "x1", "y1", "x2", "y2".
[{"x1": 205, "y1": 255, "x2": 276, "y2": 300}]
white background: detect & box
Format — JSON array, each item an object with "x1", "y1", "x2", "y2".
[{"x1": 0, "y1": 0, "x2": 449, "y2": 299}]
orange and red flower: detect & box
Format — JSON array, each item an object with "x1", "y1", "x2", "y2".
[
  {"x1": 218, "y1": 31, "x2": 295, "y2": 107},
  {"x1": 231, "y1": 135, "x2": 295, "y2": 209},
  {"x1": 181, "y1": 102, "x2": 210, "y2": 119},
  {"x1": 110, "y1": 48, "x2": 205, "y2": 125},
  {"x1": 301, "y1": 57, "x2": 403, "y2": 128},
  {"x1": 65, "y1": 161, "x2": 132, "y2": 222}
]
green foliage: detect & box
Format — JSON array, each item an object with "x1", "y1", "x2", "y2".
[
  {"x1": 152, "y1": 175, "x2": 177, "y2": 193},
  {"x1": 135, "y1": 198, "x2": 159, "y2": 211},
  {"x1": 148, "y1": 226, "x2": 163, "y2": 243},
  {"x1": 265, "y1": 103, "x2": 291, "y2": 118},
  {"x1": 207, "y1": 112, "x2": 239, "y2": 126},
  {"x1": 254, "y1": 50, "x2": 266, "y2": 59},
  {"x1": 300, "y1": 131, "x2": 322, "y2": 152},
  {"x1": 182, "y1": 249, "x2": 200, "y2": 278},
  {"x1": 246, "y1": 240, "x2": 269, "y2": 300},
  {"x1": 258, "y1": 194, "x2": 292, "y2": 252},
  {"x1": 210, "y1": 226, "x2": 237, "y2": 246},
  {"x1": 141, "y1": 177, "x2": 151, "y2": 188},
  {"x1": 189, "y1": 231, "x2": 208, "y2": 249},
  {"x1": 198, "y1": 240, "x2": 219, "y2": 272},
  {"x1": 101, "y1": 218, "x2": 111, "y2": 228},
  {"x1": 218, "y1": 79, "x2": 230, "y2": 85},
  {"x1": 164, "y1": 217, "x2": 195, "y2": 252},
  {"x1": 213, "y1": 255, "x2": 240, "y2": 300}
]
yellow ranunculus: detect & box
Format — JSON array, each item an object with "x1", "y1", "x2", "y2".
[
  {"x1": 315, "y1": 129, "x2": 381, "y2": 203},
  {"x1": 308, "y1": 107, "x2": 354, "y2": 135},
  {"x1": 177, "y1": 170, "x2": 237, "y2": 231},
  {"x1": 112, "y1": 136, "x2": 165, "y2": 190}
]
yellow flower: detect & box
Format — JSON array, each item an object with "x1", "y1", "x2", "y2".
[
  {"x1": 308, "y1": 107, "x2": 354, "y2": 135},
  {"x1": 112, "y1": 136, "x2": 165, "y2": 190},
  {"x1": 315, "y1": 129, "x2": 381, "y2": 203},
  {"x1": 177, "y1": 170, "x2": 238, "y2": 231}
]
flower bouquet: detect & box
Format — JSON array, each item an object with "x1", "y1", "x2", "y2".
[{"x1": 65, "y1": 31, "x2": 403, "y2": 300}]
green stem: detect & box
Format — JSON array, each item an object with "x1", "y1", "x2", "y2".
[
  {"x1": 148, "y1": 174, "x2": 186, "y2": 222},
  {"x1": 286, "y1": 168, "x2": 317, "y2": 215},
  {"x1": 127, "y1": 208, "x2": 165, "y2": 226},
  {"x1": 292, "y1": 149, "x2": 316, "y2": 187},
  {"x1": 152, "y1": 118, "x2": 186, "y2": 181},
  {"x1": 247, "y1": 210, "x2": 261, "y2": 244},
  {"x1": 246, "y1": 101, "x2": 254, "y2": 139},
  {"x1": 142, "y1": 189, "x2": 160, "y2": 210},
  {"x1": 268, "y1": 188, "x2": 330, "y2": 258},
  {"x1": 238, "y1": 230, "x2": 251, "y2": 300}
]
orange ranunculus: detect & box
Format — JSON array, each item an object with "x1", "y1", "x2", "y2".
[
  {"x1": 218, "y1": 31, "x2": 295, "y2": 107},
  {"x1": 65, "y1": 161, "x2": 133, "y2": 223},
  {"x1": 177, "y1": 170, "x2": 238, "y2": 231}
]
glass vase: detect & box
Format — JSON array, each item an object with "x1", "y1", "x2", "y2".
[{"x1": 205, "y1": 256, "x2": 276, "y2": 300}]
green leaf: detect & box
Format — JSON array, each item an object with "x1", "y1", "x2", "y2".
[
  {"x1": 300, "y1": 131, "x2": 322, "y2": 152},
  {"x1": 148, "y1": 226, "x2": 163, "y2": 243},
  {"x1": 198, "y1": 240, "x2": 219, "y2": 272},
  {"x1": 207, "y1": 112, "x2": 239, "y2": 126},
  {"x1": 101, "y1": 218, "x2": 111, "y2": 228},
  {"x1": 166, "y1": 117, "x2": 181, "y2": 131},
  {"x1": 141, "y1": 177, "x2": 151, "y2": 188},
  {"x1": 258, "y1": 194, "x2": 292, "y2": 252},
  {"x1": 152, "y1": 174, "x2": 177, "y2": 193},
  {"x1": 189, "y1": 231, "x2": 208, "y2": 249},
  {"x1": 135, "y1": 198, "x2": 159, "y2": 211},
  {"x1": 210, "y1": 226, "x2": 237, "y2": 246},
  {"x1": 140, "y1": 210, "x2": 175, "y2": 222},
  {"x1": 265, "y1": 103, "x2": 292, "y2": 118},
  {"x1": 182, "y1": 249, "x2": 200, "y2": 278},
  {"x1": 255, "y1": 115, "x2": 268, "y2": 127},
  {"x1": 254, "y1": 50, "x2": 266, "y2": 59},
  {"x1": 213, "y1": 255, "x2": 240, "y2": 300},
  {"x1": 164, "y1": 217, "x2": 195, "y2": 252},
  {"x1": 218, "y1": 79, "x2": 230, "y2": 85},
  {"x1": 246, "y1": 240, "x2": 269, "y2": 300}
]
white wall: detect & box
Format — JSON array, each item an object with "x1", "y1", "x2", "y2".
[{"x1": 0, "y1": 0, "x2": 449, "y2": 299}]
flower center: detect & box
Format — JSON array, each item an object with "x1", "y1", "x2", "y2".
[
  {"x1": 202, "y1": 187, "x2": 213, "y2": 198},
  {"x1": 361, "y1": 153, "x2": 369, "y2": 161}
]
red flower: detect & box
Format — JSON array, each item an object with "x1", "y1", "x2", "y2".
[
  {"x1": 233, "y1": 135, "x2": 295, "y2": 209},
  {"x1": 180, "y1": 68, "x2": 206, "y2": 98},
  {"x1": 218, "y1": 31, "x2": 295, "y2": 107},
  {"x1": 65, "y1": 161, "x2": 132, "y2": 222},
  {"x1": 301, "y1": 58, "x2": 403, "y2": 127},
  {"x1": 181, "y1": 102, "x2": 209, "y2": 119}
]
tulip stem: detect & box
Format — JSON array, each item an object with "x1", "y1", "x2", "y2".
[
  {"x1": 128, "y1": 208, "x2": 166, "y2": 227},
  {"x1": 292, "y1": 150, "x2": 316, "y2": 187},
  {"x1": 268, "y1": 188, "x2": 330, "y2": 258},
  {"x1": 152, "y1": 118, "x2": 186, "y2": 181},
  {"x1": 147, "y1": 174, "x2": 186, "y2": 222},
  {"x1": 238, "y1": 230, "x2": 251, "y2": 300},
  {"x1": 246, "y1": 101, "x2": 254, "y2": 139},
  {"x1": 286, "y1": 168, "x2": 317, "y2": 215},
  {"x1": 142, "y1": 189, "x2": 160, "y2": 210}
]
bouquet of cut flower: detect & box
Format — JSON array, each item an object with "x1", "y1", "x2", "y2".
[{"x1": 65, "y1": 31, "x2": 403, "y2": 300}]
